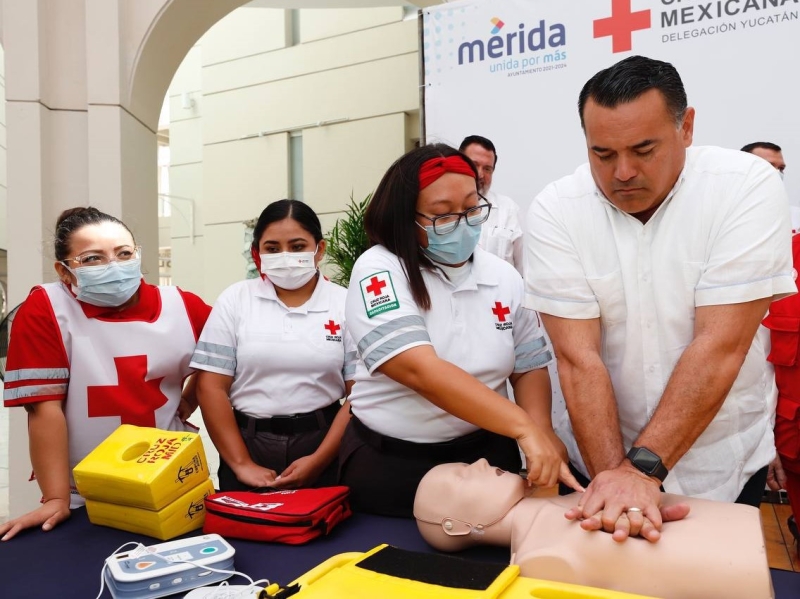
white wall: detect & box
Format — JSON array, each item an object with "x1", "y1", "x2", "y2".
[
  {"x1": 164, "y1": 5, "x2": 421, "y2": 303},
  {"x1": 0, "y1": 44, "x2": 7, "y2": 252}
]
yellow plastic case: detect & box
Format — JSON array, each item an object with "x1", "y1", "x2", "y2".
[
  {"x1": 85, "y1": 478, "x2": 215, "y2": 540},
  {"x1": 74, "y1": 424, "x2": 209, "y2": 511},
  {"x1": 263, "y1": 545, "x2": 659, "y2": 599}
]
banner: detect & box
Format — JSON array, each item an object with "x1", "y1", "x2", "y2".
[{"x1": 423, "y1": 0, "x2": 800, "y2": 215}]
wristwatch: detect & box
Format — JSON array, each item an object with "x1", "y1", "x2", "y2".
[{"x1": 626, "y1": 446, "x2": 668, "y2": 482}]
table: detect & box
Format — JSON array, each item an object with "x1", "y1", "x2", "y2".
[
  {"x1": 0, "y1": 507, "x2": 797, "y2": 598},
  {"x1": 0, "y1": 507, "x2": 505, "y2": 598}
]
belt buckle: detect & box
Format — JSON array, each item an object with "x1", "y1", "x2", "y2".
[{"x1": 269, "y1": 415, "x2": 297, "y2": 435}]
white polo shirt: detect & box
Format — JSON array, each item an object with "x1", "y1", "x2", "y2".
[
  {"x1": 525, "y1": 145, "x2": 795, "y2": 501},
  {"x1": 346, "y1": 245, "x2": 552, "y2": 443},
  {"x1": 480, "y1": 189, "x2": 523, "y2": 275},
  {"x1": 191, "y1": 276, "x2": 356, "y2": 418}
]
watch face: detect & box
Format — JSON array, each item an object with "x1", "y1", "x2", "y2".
[{"x1": 633, "y1": 447, "x2": 660, "y2": 474}]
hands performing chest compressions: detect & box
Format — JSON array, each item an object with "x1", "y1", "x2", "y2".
[
  {"x1": 526, "y1": 55, "x2": 793, "y2": 542},
  {"x1": 3, "y1": 53, "x2": 791, "y2": 567},
  {"x1": 415, "y1": 461, "x2": 773, "y2": 599}
]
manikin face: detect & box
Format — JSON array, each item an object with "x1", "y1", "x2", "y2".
[
  {"x1": 461, "y1": 144, "x2": 496, "y2": 194},
  {"x1": 750, "y1": 147, "x2": 786, "y2": 175},
  {"x1": 583, "y1": 89, "x2": 694, "y2": 215},
  {"x1": 414, "y1": 459, "x2": 525, "y2": 531}
]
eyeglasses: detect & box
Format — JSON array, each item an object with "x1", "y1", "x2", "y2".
[
  {"x1": 416, "y1": 200, "x2": 492, "y2": 235},
  {"x1": 60, "y1": 246, "x2": 141, "y2": 270}
]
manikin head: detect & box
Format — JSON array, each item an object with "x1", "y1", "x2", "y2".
[{"x1": 414, "y1": 459, "x2": 525, "y2": 551}]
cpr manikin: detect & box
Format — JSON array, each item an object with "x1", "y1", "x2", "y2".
[{"x1": 414, "y1": 460, "x2": 773, "y2": 599}]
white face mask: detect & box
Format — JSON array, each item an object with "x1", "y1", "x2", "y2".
[
  {"x1": 260, "y1": 247, "x2": 318, "y2": 290},
  {"x1": 68, "y1": 259, "x2": 142, "y2": 307}
]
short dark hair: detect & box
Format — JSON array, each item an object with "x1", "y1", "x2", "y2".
[
  {"x1": 459, "y1": 135, "x2": 498, "y2": 166},
  {"x1": 578, "y1": 55, "x2": 688, "y2": 129},
  {"x1": 741, "y1": 141, "x2": 782, "y2": 154},
  {"x1": 54, "y1": 207, "x2": 134, "y2": 261},
  {"x1": 365, "y1": 143, "x2": 478, "y2": 310},
  {"x1": 251, "y1": 199, "x2": 323, "y2": 250}
]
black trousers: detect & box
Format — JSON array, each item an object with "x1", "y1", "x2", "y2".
[
  {"x1": 217, "y1": 427, "x2": 337, "y2": 492},
  {"x1": 338, "y1": 418, "x2": 522, "y2": 517},
  {"x1": 558, "y1": 461, "x2": 770, "y2": 507}
]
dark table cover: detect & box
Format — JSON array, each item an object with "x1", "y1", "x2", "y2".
[{"x1": 0, "y1": 507, "x2": 797, "y2": 598}]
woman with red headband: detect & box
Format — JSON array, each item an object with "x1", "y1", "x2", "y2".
[{"x1": 340, "y1": 144, "x2": 582, "y2": 516}]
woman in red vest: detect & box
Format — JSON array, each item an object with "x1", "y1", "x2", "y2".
[{"x1": 0, "y1": 207, "x2": 210, "y2": 540}]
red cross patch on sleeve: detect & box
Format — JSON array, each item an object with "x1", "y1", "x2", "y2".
[{"x1": 360, "y1": 271, "x2": 399, "y2": 318}]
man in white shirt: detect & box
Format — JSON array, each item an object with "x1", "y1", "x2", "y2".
[
  {"x1": 460, "y1": 135, "x2": 524, "y2": 275},
  {"x1": 741, "y1": 141, "x2": 800, "y2": 233},
  {"x1": 525, "y1": 55, "x2": 794, "y2": 543}
]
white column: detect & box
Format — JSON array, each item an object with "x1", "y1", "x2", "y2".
[{"x1": 3, "y1": 0, "x2": 160, "y2": 517}]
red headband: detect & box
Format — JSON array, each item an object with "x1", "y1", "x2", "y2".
[{"x1": 418, "y1": 155, "x2": 476, "y2": 190}]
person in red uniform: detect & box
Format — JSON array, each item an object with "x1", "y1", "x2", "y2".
[
  {"x1": 764, "y1": 232, "x2": 800, "y2": 555},
  {"x1": 0, "y1": 207, "x2": 210, "y2": 541}
]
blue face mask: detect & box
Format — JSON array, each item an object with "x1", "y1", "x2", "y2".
[
  {"x1": 68, "y1": 259, "x2": 142, "y2": 307},
  {"x1": 417, "y1": 222, "x2": 481, "y2": 265}
]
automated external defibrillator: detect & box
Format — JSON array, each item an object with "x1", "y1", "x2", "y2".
[{"x1": 260, "y1": 544, "x2": 656, "y2": 599}]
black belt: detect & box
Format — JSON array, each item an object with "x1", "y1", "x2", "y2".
[
  {"x1": 351, "y1": 415, "x2": 495, "y2": 461},
  {"x1": 234, "y1": 402, "x2": 339, "y2": 436}
]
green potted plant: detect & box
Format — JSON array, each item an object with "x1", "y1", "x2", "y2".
[{"x1": 325, "y1": 192, "x2": 372, "y2": 287}]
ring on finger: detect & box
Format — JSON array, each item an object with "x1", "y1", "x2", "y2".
[{"x1": 627, "y1": 507, "x2": 643, "y2": 514}]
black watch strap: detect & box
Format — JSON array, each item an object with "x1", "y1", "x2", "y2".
[{"x1": 626, "y1": 446, "x2": 668, "y2": 482}]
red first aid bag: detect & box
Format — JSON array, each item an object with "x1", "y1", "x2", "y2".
[{"x1": 203, "y1": 486, "x2": 351, "y2": 545}]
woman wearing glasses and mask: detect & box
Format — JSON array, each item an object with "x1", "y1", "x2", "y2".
[
  {"x1": 340, "y1": 144, "x2": 582, "y2": 517},
  {"x1": 191, "y1": 200, "x2": 356, "y2": 492},
  {"x1": 1, "y1": 207, "x2": 211, "y2": 540}
]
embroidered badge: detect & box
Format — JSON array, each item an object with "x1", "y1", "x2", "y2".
[
  {"x1": 324, "y1": 320, "x2": 343, "y2": 342},
  {"x1": 492, "y1": 301, "x2": 513, "y2": 331},
  {"x1": 360, "y1": 271, "x2": 400, "y2": 318}
]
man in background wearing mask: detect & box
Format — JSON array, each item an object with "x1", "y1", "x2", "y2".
[
  {"x1": 459, "y1": 135, "x2": 524, "y2": 276},
  {"x1": 742, "y1": 141, "x2": 798, "y2": 233}
]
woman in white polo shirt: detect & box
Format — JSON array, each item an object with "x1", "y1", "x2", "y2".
[
  {"x1": 192, "y1": 200, "x2": 356, "y2": 491},
  {"x1": 341, "y1": 144, "x2": 581, "y2": 516}
]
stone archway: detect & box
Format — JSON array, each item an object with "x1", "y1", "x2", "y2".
[{"x1": 126, "y1": 0, "x2": 250, "y2": 133}]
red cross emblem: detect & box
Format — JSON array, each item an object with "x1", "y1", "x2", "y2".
[
  {"x1": 365, "y1": 276, "x2": 387, "y2": 296},
  {"x1": 594, "y1": 0, "x2": 651, "y2": 53},
  {"x1": 87, "y1": 355, "x2": 168, "y2": 427},
  {"x1": 324, "y1": 320, "x2": 341, "y2": 335},
  {"x1": 492, "y1": 302, "x2": 511, "y2": 322}
]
